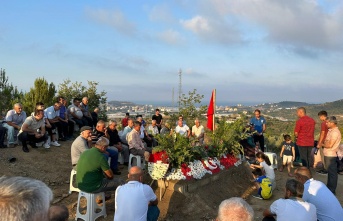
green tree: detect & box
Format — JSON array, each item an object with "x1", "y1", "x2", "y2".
[
  {"x1": 177, "y1": 89, "x2": 207, "y2": 122},
  {"x1": 57, "y1": 79, "x2": 107, "y2": 120},
  {"x1": 22, "y1": 78, "x2": 56, "y2": 113},
  {"x1": 0, "y1": 69, "x2": 24, "y2": 114}
]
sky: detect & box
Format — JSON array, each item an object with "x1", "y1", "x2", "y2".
[{"x1": 1, "y1": 0, "x2": 343, "y2": 105}]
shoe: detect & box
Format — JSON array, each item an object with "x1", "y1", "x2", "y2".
[
  {"x1": 8, "y1": 144, "x2": 15, "y2": 148},
  {"x1": 288, "y1": 173, "x2": 294, "y2": 177},
  {"x1": 50, "y1": 141, "x2": 61, "y2": 146},
  {"x1": 28, "y1": 142, "x2": 38, "y2": 148},
  {"x1": 252, "y1": 194, "x2": 263, "y2": 200},
  {"x1": 36, "y1": 142, "x2": 43, "y2": 147},
  {"x1": 113, "y1": 170, "x2": 121, "y2": 175},
  {"x1": 0, "y1": 145, "x2": 7, "y2": 148},
  {"x1": 22, "y1": 146, "x2": 29, "y2": 153},
  {"x1": 338, "y1": 171, "x2": 343, "y2": 175},
  {"x1": 44, "y1": 143, "x2": 50, "y2": 149},
  {"x1": 316, "y1": 170, "x2": 328, "y2": 175}
]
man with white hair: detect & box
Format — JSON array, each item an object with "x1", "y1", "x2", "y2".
[
  {"x1": 71, "y1": 126, "x2": 93, "y2": 169},
  {"x1": 192, "y1": 118, "x2": 205, "y2": 145},
  {"x1": 0, "y1": 176, "x2": 53, "y2": 221},
  {"x1": 216, "y1": 197, "x2": 254, "y2": 221},
  {"x1": 80, "y1": 97, "x2": 93, "y2": 127},
  {"x1": 148, "y1": 120, "x2": 159, "y2": 136},
  {"x1": 175, "y1": 119, "x2": 190, "y2": 137},
  {"x1": 2, "y1": 103, "x2": 27, "y2": 148}
]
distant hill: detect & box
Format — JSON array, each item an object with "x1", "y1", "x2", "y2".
[{"x1": 107, "y1": 100, "x2": 137, "y2": 106}]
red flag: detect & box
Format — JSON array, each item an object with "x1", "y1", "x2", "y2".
[{"x1": 207, "y1": 90, "x2": 214, "y2": 131}]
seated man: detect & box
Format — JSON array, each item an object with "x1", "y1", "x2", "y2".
[
  {"x1": 106, "y1": 120, "x2": 129, "y2": 166},
  {"x1": 160, "y1": 122, "x2": 172, "y2": 136},
  {"x1": 175, "y1": 119, "x2": 190, "y2": 137},
  {"x1": 76, "y1": 137, "x2": 124, "y2": 193},
  {"x1": 295, "y1": 167, "x2": 343, "y2": 221},
  {"x1": 114, "y1": 166, "x2": 159, "y2": 221},
  {"x1": 147, "y1": 120, "x2": 159, "y2": 136},
  {"x1": 18, "y1": 110, "x2": 48, "y2": 153},
  {"x1": 127, "y1": 121, "x2": 151, "y2": 162},
  {"x1": 120, "y1": 118, "x2": 133, "y2": 145},
  {"x1": 68, "y1": 98, "x2": 87, "y2": 129},
  {"x1": 2, "y1": 103, "x2": 26, "y2": 147},
  {"x1": 91, "y1": 107, "x2": 99, "y2": 128},
  {"x1": 44, "y1": 102, "x2": 63, "y2": 146},
  {"x1": 58, "y1": 96, "x2": 74, "y2": 140},
  {"x1": 71, "y1": 126, "x2": 93, "y2": 170},
  {"x1": 92, "y1": 120, "x2": 120, "y2": 175},
  {"x1": 263, "y1": 179, "x2": 316, "y2": 221},
  {"x1": 217, "y1": 197, "x2": 254, "y2": 221},
  {"x1": 137, "y1": 116, "x2": 155, "y2": 147},
  {"x1": 0, "y1": 124, "x2": 7, "y2": 148},
  {"x1": 192, "y1": 118, "x2": 205, "y2": 145},
  {"x1": 80, "y1": 97, "x2": 93, "y2": 127}
]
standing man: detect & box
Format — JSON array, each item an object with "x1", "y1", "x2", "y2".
[
  {"x1": 315, "y1": 111, "x2": 328, "y2": 174},
  {"x1": 192, "y1": 118, "x2": 205, "y2": 145},
  {"x1": 152, "y1": 109, "x2": 163, "y2": 132},
  {"x1": 322, "y1": 116, "x2": 341, "y2": 194},
  {"x1": 80, "y1": 97, "x2": 93, "y2": 127},
  {"x1": 294, "y1": 107, "x2": 315, "y2": 168},
  {"x1": 71, "y1": 126, "x2": 93, "y2": 170},
  {"x1": 121, "y1": 113, "x2": 130, "y2": 128},
  {"x1": 2, "y1": 103, "x2": 26, "y2": 148},
  {"x1": 114, "y1": 166, "x2": 160, "y2": 221},
  {"x1": 250, "y1": 109, "x2": 266, "y2": 152}
]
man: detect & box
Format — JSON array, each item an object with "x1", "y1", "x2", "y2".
[
  {"x1": 48, "y1": 205, "x2": 69, "y2": 221},
  {"x1": 120, "y1": 118, "x2": 133, "y2": 145},
  {"x1": 68, "y1": 98, "x2": 87, "y2": 129},
  {"x1": 321, "y1": 116, "x2": 341, "y2": 194},
  {"x1": 80, "y1": 97, "x2": 93, "y2": 127},
  {"x1": 2, "y1": 103, "x2": 26, "y2": 148},
  {"x1": 121, "y1": 112, "x2": 130, "y2": 128},
  {"x1": 295, "y1": 167, "x2": 343, "y2": 221},
  {"x1": 18, "y1": 110, "x2": 48, "y2": 152},
  {"x1": 76, "y1": 137, "x2": 123, "y2": 193},
  {"x1": 58, "y1": 96, "x2": 74, "y2": 140},
  {"x1": 175, "y1": 119, "x2": 190, "y2": 137},
  {"x1": 0, "y1": 176, "x2": 53, "y2": 221},
  {"x1": 192, "y1": 118, "x2": 205, "y2": 145},
  {"x1": 127, "y1": 121, "x2": 151, "y2": 162},
  {"x1": 92, "y1": 120, "x2": 121, "y2": 175},
  {"x1": 114, "y1": 166, "x2": 160, "y2": 221},
  {"x1": 91, "y1": 107, "x2": 99, "y2": 128},
  {"x1": 315, "y1": 111, "x2": 328, "y2": 174},
  {"x1": 216, "y1": 197, "x2": 254, "y2": 221},
  {"x1": 263, "y1": 179, "x2": 317, "y2": 221},
  {"x1": 152, "y1": 109, "x2": 163, "y2": 132},
  {"x1": 137, "y1": 116, "x2": 155, "y2": 147},
  {"x1": 106, "y1": 120, "x2": 129, "y2": 166},
  {"x1": 0, "y1": 120, "x2": 7, "y2": 148},
  {"x1": 250, "y1": 109, "x2": 266, "y2": 152},
  {"x1": 71, "y1": 126, "x2": 93, "y2": 169},
  {"x1": 294, "y1": 107, "x2": 315, "y2": 168},
  {"x1": 34, "y1": 102, "x2": 51, "y2": 148},
  {"x1": 147, "y1": 120, "x2": 159, "y2": 136},
  {"x1": 44, "y1": 102, "x2": 63, "y2": 146}
]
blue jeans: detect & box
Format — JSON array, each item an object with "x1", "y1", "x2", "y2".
[
  {"x1": 2, "y1": 123, "x2": 19, "y2": 144},
  {"x1": 103, "y1": 148, "x2": 119, "y2": 171},
  {"x1": 147, "y1": 205, "x2": 160, "y2": 221}
]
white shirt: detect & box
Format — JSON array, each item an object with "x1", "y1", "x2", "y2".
[
  {"x1": 140, "y1": 125, "x2": 145, "y2": 139},
  {"x1": 303, "y1": 178, "x2": 343, "y2": 221},
  {"x1": 175, "y1": 124, "x2": 189, "y2": 136},
  {"x1": 114, "y1": 181, "x2": 157, "y2": 221},
  {"x1": 270, "y1": 198, "x2": 317, "y2": 221},
  {"x1": 44, "y1": 106, "x2": 60, "y2": 120},
  {"x1": 192, "y1": 125, "x2": 204, "y2": 138},
  {"x1": 260, "y1": 161, "x2": 275, "y2": 180},
  {"x1": 148, "y1": 125, "x2": 159, "y2": 135}
]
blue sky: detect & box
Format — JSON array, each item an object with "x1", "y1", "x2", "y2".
[{"x1": 1, "y1": 0, "x2": 343, "y2": 105}]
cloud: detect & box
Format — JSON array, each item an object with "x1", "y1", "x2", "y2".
[
  {"x1": 85, "y1": 8, "x2": 136, "y2": 36},
  {"x1": 149, "y1": 4, "x2": 175, "y2": 23},
  {"x1": 158, "y1": 29, "x2": 184, "y2": 45},
  {"x1": 180, "y1": 15, "x2": 242, "y2": 44}
]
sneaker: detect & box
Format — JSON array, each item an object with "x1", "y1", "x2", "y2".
[
  {"x1": 316, "y1": 170, "x2": 328, "y2": 175},
  {"x1": 252, "y1": 194, "x2": 263, "y2": 200},
  {"x1": 8, "y1": 143, "x2": 15, "y2": 148},
  {"x1": 50, "y1": 141, "x2": 61, "y2": 147},
  {"x1": 28, "y1": 142, "x2": 38, "y2": 148},
  {"x1": 36, "y1": 142, "x2": 44, "y2": 147},
  {"x1": 44, "y1": 143, "x2": 50, "y2": 149},
  {"x1": 22, "y1": 146, "x2": 29, "y2": 153}
]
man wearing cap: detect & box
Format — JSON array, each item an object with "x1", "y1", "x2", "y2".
[
  {"x1": 321, "y1": 116, "x2": 341, "y2": 194},
  {"x1": 71, "y1": 126, "x2": 93, "y2": 169}
]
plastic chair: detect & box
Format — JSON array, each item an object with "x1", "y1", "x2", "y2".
[
  {"x1": 75, "y1": 191, "x2": 107, "y2": 221},
  {"x1": 128, "y1": 154, "x2": 145, "y2": 171},
  {"x1": 69, "y1": 169, "x2": 80, "y2": 194}
]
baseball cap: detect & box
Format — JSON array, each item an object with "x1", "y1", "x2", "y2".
[{"x1": 80, "y1": 126, "x2": 92, "y2": 132}]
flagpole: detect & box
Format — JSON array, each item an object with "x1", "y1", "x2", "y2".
[{"x1": 213, "y1": 89, "x2": 216, "y2": 133}]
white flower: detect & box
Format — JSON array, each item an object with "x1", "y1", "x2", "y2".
[{"x1": 148, "y1": 162, "x2": 169, "y2": 180}]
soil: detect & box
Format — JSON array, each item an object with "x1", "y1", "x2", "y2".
[{"x1": 1, "y1": 140, "x2": 342, "y2": 221}]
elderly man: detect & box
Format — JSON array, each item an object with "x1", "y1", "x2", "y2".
[
  {"x1": 120, "y1": 118, "x2": 133, "y2": 145},
  {"x1": 106, "y1": 120, "x2": 129, "y2": 166},
  {"x1": 192, "y1": 118, "x2": 205, "y2": 145},
  {"x1": 152, "y1": 109, "x2": 163, "y2": 132},
  {"x1": 127, "y1": 121, "x2": 151, "y2": 162},
  {"x1": 58, "y1": 96, "x2": 74, "y2": 140},
  {"x1": 3, "y1": 103, "x2": 27, "y2": 148},
  {"x1": 18, "y1": 110, "x2": 48, "y2": 153},
  {"x1": 263, "y1": 179, "x2": 316, "y2": 221},
  {"x1": 68, "y1": 98, "x2": 87, "y2": 129},
  {"x1": 80, "y1": 97, "x2": 93, "y2": 127},
  {"x1": 114, "y1": 166, "x2": 159, "y2": 221},
  {"x1": 76, "y1": 137, "x2": 124, "y2": 193},
  {"x1": 216, "y1": 197, "x2": 254, "y2": 221},
  {"x1": 0, "y1": 176, "x2": 53, "y2": 221},
  {"x1": 175, "y1": 119, "x2": 190, "y2": 137},
  {"x1": 92, "y1": 120, "x2": 120, "y2": 175},
  {"x1": 44, "y1": 102, "x2": 64, "y2": 146},
  {"x1": 91, "y1": 107, "x2": 99, "y2": 128},
  {"x1": 250, "y1": 109, "x2": 266, "y2": 152},
  {"x1": 137, "y1": 116, "x2": 155, "y2": 147},
  {"x1": 71, "y1": 126, "x2": 93, "y2": 169},
  {"x1": 148, "y1": 120, "x2": 159, "y2": 136},
  {"x1": 321, "y1": 116, "x2": 341, "y2": 194},
  {"x1": 294, "y1": 167, "x2": 343, "y2": 221},
  {"x1": 294, "y1": 107, "x2": 315, "y2": 168}
]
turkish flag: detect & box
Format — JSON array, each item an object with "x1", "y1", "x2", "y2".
[{"x1": 207, "y1": 90, "x2": 214, "y2": 131}]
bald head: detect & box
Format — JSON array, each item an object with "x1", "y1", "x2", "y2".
[
  {"x1": 128, "y1": 166, "x2": 143, "y2": 182},
  {"x1": 294, "y1": 167, "x2": 312, "y2": 184}
]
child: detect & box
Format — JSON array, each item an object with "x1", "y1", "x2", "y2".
[
  {"x1": 250, "y1": 152, "x2": 276, "y2": 190},
  {"x1": 279, "y1": 134, "x2": 295, "y2": 176},
  {"x1": 252, "y1": 168, "x2": 272, "y2": 200}
]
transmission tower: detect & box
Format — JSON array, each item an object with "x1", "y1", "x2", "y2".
[
  {"x1": 172, "y1": 87, "x2": 175, "y2": 108},
  {"x1": 178, "y1": 69, "x2": 182, "y2": 110}
]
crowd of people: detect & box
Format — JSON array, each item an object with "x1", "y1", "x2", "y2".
[{"x1": 0, "y1": 102, "x2": 342, "y2": 220}]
